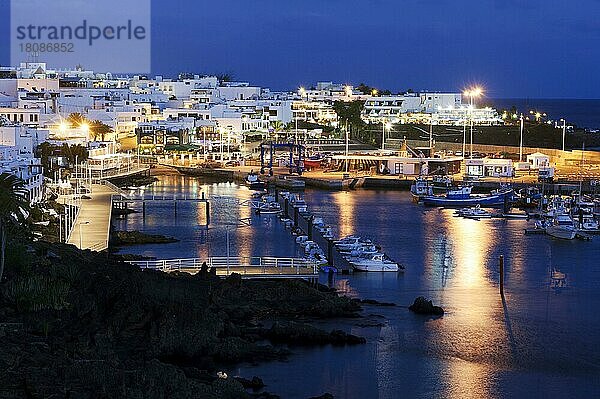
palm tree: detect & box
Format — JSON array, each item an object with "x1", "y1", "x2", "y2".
[
  {"x1": 0, "y1": 173, "x2": 30, "y2": 282},
  {"x1": 67, "y1": 112, "x2": 87, "y2": 127},
  {"x1": 90, "y1": 120, "x2": 113, "y2": 141}
]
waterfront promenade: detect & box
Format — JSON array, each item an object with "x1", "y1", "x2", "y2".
[{"x1": 67, "y1": 183, "x2": 115, "y2": 251}]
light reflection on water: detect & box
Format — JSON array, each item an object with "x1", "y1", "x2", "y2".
[{"x1": 116, "y1": 176, "x2": 600, "y2": 398}]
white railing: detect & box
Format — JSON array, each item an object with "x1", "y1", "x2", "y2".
[
  {"x1": 101, "y1": 180, "x2": 130, "y2": 197},
  {"x1": 125, "y1": 256, "x2": 319, "y2": 276}
]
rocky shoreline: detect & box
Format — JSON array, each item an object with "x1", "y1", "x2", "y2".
[
  {"x1": 0, "y1": 241, "x2": 365, "y2": 398},
  {"x1": 111, "y1": 230, "x2": 180, "y2": 246}
]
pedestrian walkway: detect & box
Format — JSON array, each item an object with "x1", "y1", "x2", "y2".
[{"x1": 67, "y1": 184, "x2": 114, "y2": 251}]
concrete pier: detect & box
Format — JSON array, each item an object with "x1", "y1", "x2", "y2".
[{"x1": 67, "y1": 184, "x2": 115, "y2": 251}]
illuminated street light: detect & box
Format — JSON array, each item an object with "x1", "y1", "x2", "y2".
[
  {"x1": 345, "y1": 85, "x2": 353, "y2": 98},
  {"x1": 560, "y1": 118, "x2": 566, "y2": 151},
  {"x1": 463, "y1": 86, "x2": 484, "y2": 158},
  {"x1": 372, "y1": 89, "x2": 378, "y2": 96}
]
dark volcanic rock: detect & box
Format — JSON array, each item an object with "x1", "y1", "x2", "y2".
[
  {"x1": 408, "y1": 296, "x2": 444, "y2": 316},
  {"x1": 359, "y1": 298, "x2": 396, "y2": 306},
  {"x1": 111, "y1": 230, "x2": 179, "y2": 245},
  {"x1": 265, "y1": 321, "x2": 366, "y2": 346},
  {"x1": 0, "y1": 240, "x2": 365, "y2": 398}
]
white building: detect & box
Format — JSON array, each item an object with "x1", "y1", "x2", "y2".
[
  {"x1": 361, "y1": 93, "x2": 463, "y2": 124},
  {"x1": 465, "y1": 158, "x2": 514, "y2": 178}
]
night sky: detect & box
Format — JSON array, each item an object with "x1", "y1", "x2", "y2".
[{"x1": 1, "y1": 0, "x2": 600, "y2": 98}]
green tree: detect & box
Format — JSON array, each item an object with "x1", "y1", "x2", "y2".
[{"x1": 0, "y1": 173, "x2": 30, "y2": 282}]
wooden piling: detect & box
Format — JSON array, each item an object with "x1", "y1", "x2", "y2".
[
  {"x1": 499, "y1": 255, "x2": 505, "y2": 297},
  {"x1": 327, "y1": 240, "x2": 334, "y2": 267},
  {"x1": 205, "y1": 200, "x2": 210, "y2": 226}
]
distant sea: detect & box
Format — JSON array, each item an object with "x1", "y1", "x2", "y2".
[{"x1": 489, "y1": 98, "x2": 600, "y2": 130}]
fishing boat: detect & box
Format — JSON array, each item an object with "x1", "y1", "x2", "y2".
[
  {"x1": 545, "y1": 213, "x2": 576, "y2": 240},
  {"x1": 245, "y1": 172, "x2": 266, "y2": 190},
  {"x1": 410, "y1": 177, "x2": 434, "y2": 201},
  {"x1": 422, "y1": 186, "x2": 513, "y2": 207},
  {"x1": 349, "y1": 253, "x2": 402, "y2": 272}
]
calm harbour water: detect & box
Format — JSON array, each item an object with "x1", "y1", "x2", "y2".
[{"x1": 115, "y1": 175, "x2": 600, "y2": 398}]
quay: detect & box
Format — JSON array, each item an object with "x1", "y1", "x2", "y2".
[
  {"x1": 124, "y1": 256, "x2": 319, "y2": 282},
  {"x1": 66, "y1": 182, "x2": 115, "y2": 251}
]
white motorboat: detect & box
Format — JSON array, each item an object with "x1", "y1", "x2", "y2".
[
  {"x1": 334, "y1": 236, "x2": 373, "y2": 251},
  {"x1": 349, "y1": 253, "x2": 402, "y2": 272},
  {"x1": 455, "y1": 205, "x2": 492, "y2": 219},
  {"x1": 578, "y1": 216, "x2": 599, "y2": 231},
  {"x1": 289, "y1": 194, "x2": 308, "y2": 213},
  {"x1": 545, "y1": 213, "x2": 576, "y2": 240},
  {"x1": 339, "y1": 243, "x2": 379, "y2": 257}
]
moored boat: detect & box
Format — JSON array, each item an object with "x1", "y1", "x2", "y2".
[
  {"x1": 245, "y1": 172, "x2": 266, "y2": 190},
  {"x1": 422, "y1": 186, "x2": 513, "y2": 207},
  {"x1": 349, "y1": 253, "x2": 403, "y2": 272},
  {"x1": 545, "y1": 213, "x2": 576, "y2": 240}
]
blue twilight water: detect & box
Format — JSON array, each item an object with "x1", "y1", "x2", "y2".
[
  {"x1": 115, "y1": 176, "x2": 600, "y2": 398},
  {"x1": 489, "y1": 98, "x2": 600, "y2": 130}
]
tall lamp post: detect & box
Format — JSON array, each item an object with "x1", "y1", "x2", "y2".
[
  {"x1": 560, "y1": 118, "x2": 566, "y2": 152},
  {"x1": 463, "y1": 87, "x2": 483, "y2": 159},
  {"x1": 519, "y1": 114, "x2": 524, "y2": 162},
  {"x1": 381, "y1": 120, "x2": 391, "y2": 151},
  {"x1": 345, "y1": 122, "x2": 350, "y2": 173}
]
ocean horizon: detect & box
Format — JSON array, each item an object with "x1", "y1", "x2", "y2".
[{"x1": 488, "y1": 98, "x2": 600, "y2": 131}]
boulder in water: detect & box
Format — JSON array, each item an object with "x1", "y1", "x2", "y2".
[{"x1": 408, "y1": 296, "x2": 444, "y2": 315}]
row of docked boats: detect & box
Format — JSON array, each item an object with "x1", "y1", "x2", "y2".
[
  {"x1": 334, "y1": 235, "x2": 404, "y2": 272},
  {"x1": 532, "y1": 195, "x2": 600, "y2": 240}
]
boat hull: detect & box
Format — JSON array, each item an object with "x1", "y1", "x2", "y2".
[
  {"x1": 351, "y1": 262, "x2": 399, "y2": 272},
  {"x1": 545, "y1": 226, "x2": 576, "y2": 240},
  {"x1": 422, "y1": 190, "x2": 513, "y2": 207}
]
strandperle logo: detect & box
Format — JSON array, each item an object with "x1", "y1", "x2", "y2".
[
  {"x1": 15, "y1": 20, "x2": 147, "y2": 46},
  {"x1": 11, "y1": 0, "x2": 151, "y2": 73}
]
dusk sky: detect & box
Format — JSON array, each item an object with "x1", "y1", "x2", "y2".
[{"x1": 2, "y1": 0, "x2": 600, "y2": 98}]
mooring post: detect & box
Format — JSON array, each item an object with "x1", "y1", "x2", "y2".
[
  {"x1": 284, "y1": 198, "x2": 289, "y2": 218},
  {"x1": 205, "y1": 200, "x2": 210, "y2": 227},
  {"x1": 499, "y1": 255, "x2": 505, "y2": 298},
  {"x1": 142, "y1": 201, "x2": 145, "y2": 219},
  {"x1": 294, "y1": 207, "x2": 299, "y2": 227},
  {"x1": 307, "y1": 216, "x2": 313, "y2": 240},
  {"x1": 174, "y1": 200, "x2": 177, "y2": 217},
  {"x1": 327, "y1": 240, "x2": 334, "y2": 267}
]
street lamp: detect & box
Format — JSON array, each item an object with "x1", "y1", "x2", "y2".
[
  {"x1": 519, "y1": 114, "x2": 524, "y2": 162},
  {"x1": 560, "y1": 118, "x2": 566, "y2": 152},
  {"x1": 299, "y1": 87, "x2": 306, "y2": 101},
  {"x1": 382, "y1": 120, "x2": 392, "y2": 151},
  {"x1": 463, "y1": 86, "x2": 483, "y2": 158}
]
